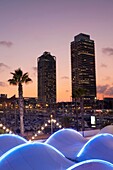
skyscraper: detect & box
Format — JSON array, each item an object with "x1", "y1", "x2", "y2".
[
  {"x1": 71, "y1": 33, "x2": 96, "y2": 100},
  {"x1": 37, "y1": 51, "x2": 56, "y2": 104}
]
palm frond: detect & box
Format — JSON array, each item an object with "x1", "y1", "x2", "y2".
[
  {"x1": 21, "y1": 73, "x2": 29, "y2": 82},
  {"x1": 8, "y1": 79, "x2": 17, "y2": 85},
  {"x1": 11, "y1": 72, "x2": 15, "y2": 76},
  {"x1": 25, "y1": 77, "x2": 32, "y2": 84},
  {"x1": 15, "y1": 68, "x2": 23, "y2": 76},
  {"x1": 8, "y1": 68, "x2": 32, "y2": 85},
  {"x1": 21, "y1": 72, "x2": 32, "y2": 83}
]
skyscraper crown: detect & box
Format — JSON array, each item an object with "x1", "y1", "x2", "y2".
[{"x1": 74, "y1": 33, "x2": 90, "y2": 42}]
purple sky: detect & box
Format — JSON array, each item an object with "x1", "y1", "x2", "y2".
[{"x1": 0, "y1": 0, "x2": 113, "y2": 101}]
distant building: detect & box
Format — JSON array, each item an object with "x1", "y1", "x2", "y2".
[
  {"x1": 0, "y1": 95, "x2": 16, "y2": 110},
  {"x1": 104, "y1": 98, "x2": 113, "y2": 109},
  {"x1": 71, "y1": 33, "x2": 96, "y2": 100},
  {"x1": 37, "y1": 51, "x2": 56, "y2": 104},
  {"x1": 0, "y1": 94, "x2": 7, "y2": 98}
]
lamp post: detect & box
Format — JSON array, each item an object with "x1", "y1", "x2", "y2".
[
  {"x1": 94, "y1": 97, "x2": 97, "y2": 113},
  {"x1": 50, "y1": 115, "x2": 53, "y2": 134}
]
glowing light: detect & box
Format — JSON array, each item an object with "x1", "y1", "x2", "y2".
[
  {"x1": 46, "y1": 128, "x2": 83, "y2": 144},
  {"x1": 6, "y1": 128, "x2": 10, "y2": 132},
  {"x1": 67, "y1": 159, "x2": 113, "y2": 170},
  {"x1": 0, "y1": 123, "x2": 3, "y2": 127},
  {"x1": 41, "y1": 127, "x2": 44, "y2": 130},
  {"x1": 3, "y1": 126, "x2": 6, "y2": 130},
  {"x1": 0, "y1": 142, "x2": 66, "y2": 165},
  {"x1": 38, "y1": 130, "x2": 41, "y2": 134},
  {"x1": 0, "y1": 143, "x2": 28, "y2": 161},
  {"x1": 56, "y1": 123, "x2": 59, "y2": 126},
  {"x1": 77, "y1": 133, "x2": 113, "y2": 158},
  {"x1": 0, "y1": 134, "x2": 27, "y2": 143},
  {"x1": 30, "y1": 116, "x2": 63, "y2": 140},
  {"x1": 32, "y1": 136, "x2": 35, "y2": 140},
  {"x1": 53, "y1": 119, "x2": 56, "y2": 123},
  {"x1": 0, "y1": 123, "x2": 14, "y2": 134},
  {"x1": 59, "y1": 125, "x2": 62, "y2": 128}
]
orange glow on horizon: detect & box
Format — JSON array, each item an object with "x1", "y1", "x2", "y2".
[{"x1": 2, "y1": 83, "x2": 113, "y2": 102}]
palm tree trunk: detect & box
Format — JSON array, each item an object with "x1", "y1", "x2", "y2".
[
  {"x1": 75, "y1": 98, "x2": 78, "y2": 131},
  {"x1": 18, "y1": 83, "x2": 24, "y2": 136},
  {"x1": 80, "y1": 97, "x2": 84, "y2": 135}
]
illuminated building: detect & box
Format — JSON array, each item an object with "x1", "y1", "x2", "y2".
[
  {"x1": 0, "y1": 94, "x2": 7, "y2": 98},
  {"x1": 37, "y1": 51, "x2": 56, "y2": 104},
  {"x1": 71, "y1": 33, "x2": 96, "y2": 100}
]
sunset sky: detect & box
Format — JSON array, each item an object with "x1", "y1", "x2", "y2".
[{"x1": 0, "y1": 0, "x2": 113, "y2": 102}]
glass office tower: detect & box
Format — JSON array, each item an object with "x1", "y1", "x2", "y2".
[
  {"x1": 71, "y1": 33, "x2": 96, "y2": 100},
  {"x1": 37, "y1": 51, "x2": 56, "y2": 104}
]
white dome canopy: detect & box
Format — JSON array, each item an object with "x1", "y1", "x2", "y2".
[
  {"x1": 0, "y1": 142, "x2": 74, "y2": 170},
  {"x1": 76, "y1": 133, "x2": 113, "y2": 163},
  {"x1": 0, "y1": 134, "x2": 27, "y2": 157},
  {"x1": 45, "y1": 128, "x2": 87, "y2": 160},
  {"x1": 99, "y1": 125, "x2": 113, "y2": 135},
  {"x1": 1, "y1": 129, "x2": 113, "y2": 169},
  {"x1": 67, "y1": 159, "x2": 113, "y2": 170}
]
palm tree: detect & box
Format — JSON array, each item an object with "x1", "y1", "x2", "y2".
[
  {"x1": 72, "y1": 88, "x2": 80, "y2": 131},
  {"x1": 8, "y1": 68, "x2": 32, "y2": 136},
  {"x1": 72, "y1": 87, "x2": 86, "y2": 132}
]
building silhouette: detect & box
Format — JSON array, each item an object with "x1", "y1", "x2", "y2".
[
  {"x1": 37, "y1": 51, "x2": 56, "y2": 104},
  {"x1": 71, "y1": 33, "x2": 96, "y2": 100}
]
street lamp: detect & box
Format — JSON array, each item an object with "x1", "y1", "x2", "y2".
[
  {"x1": 50, "y1": 115, "x2": 53, "y2": 134},
  {"x1": 94, "y1": 97, "x2": 97, "y2": 113}
]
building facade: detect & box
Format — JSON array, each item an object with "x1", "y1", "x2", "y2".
[
  {"x1": 71, "y1": 33, "x2": 96, "y2": 100},
  {"x1": 37, "y1": 51, "x2": 56, "y2": 104}
]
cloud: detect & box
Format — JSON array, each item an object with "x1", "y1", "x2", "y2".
[
  {"x1": 102, "y1": 47, "x2": 113, "y2": 56},
  {"x1": 32, "y1": 67, "x2": 37, "y2": 76},
  {"x1": 0, "y1": 63, "x2": 10, "y2": 72},
  {"x1": 0, "y1": 41, "x2": 13, "y2": 47},
  {"x1": 105, "y1": 86, "x2": 113, "y2": 96},
  {"x1": 66, "y1": 90, "x2": 69, "y2": 92},
  {"x1": 97, "y1": 85, "x2": 109, "y2": 94},
  {"x1": 61, "y1": 76, "x2": 69, "y2": 79},
  {"x1": 101, "y1": 63, "x2": 107, "y2": 68},
  {"x1": 0, "y1": 82, "x2": 7, "y2": 87},
  {"x1": 97, "y1": 84, "x2": 113, "y2": 96},
  {"x1": 32, "y1": 67, "x2": 37, "y2": 71},
  {"x1": 0, "y1": 63, "x2": 10, "y2": 69}
]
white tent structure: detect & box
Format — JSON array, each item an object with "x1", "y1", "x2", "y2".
[
  {"x1": 45, "y1": 128, "x2": 87, "y2": 160},
  {"x1": 0, "y1": 134, "x2": 27, "y2": 157},
  {"x1": 1, "y1": 128, "x2": 113, "y2": 169},
  {"x1": 99, "y1": 125, "x2": 113, "y2": 135},
  {"x1": 76, "y1": 133, "x2": 113, "y2": 163},
  {"x1": 67, "y1": 159, "x2": 113, "y2": 170},
  {"x1": 0, "y1": 142, "x2": 74, "y2": 170}
]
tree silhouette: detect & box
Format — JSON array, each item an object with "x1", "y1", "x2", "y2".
[
  {"x1": 72, "y1": 87, "x2": 87, "y2": 132},
  {"x1": 8, "y1": 68, "x2": 32, "y2": 136}
]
